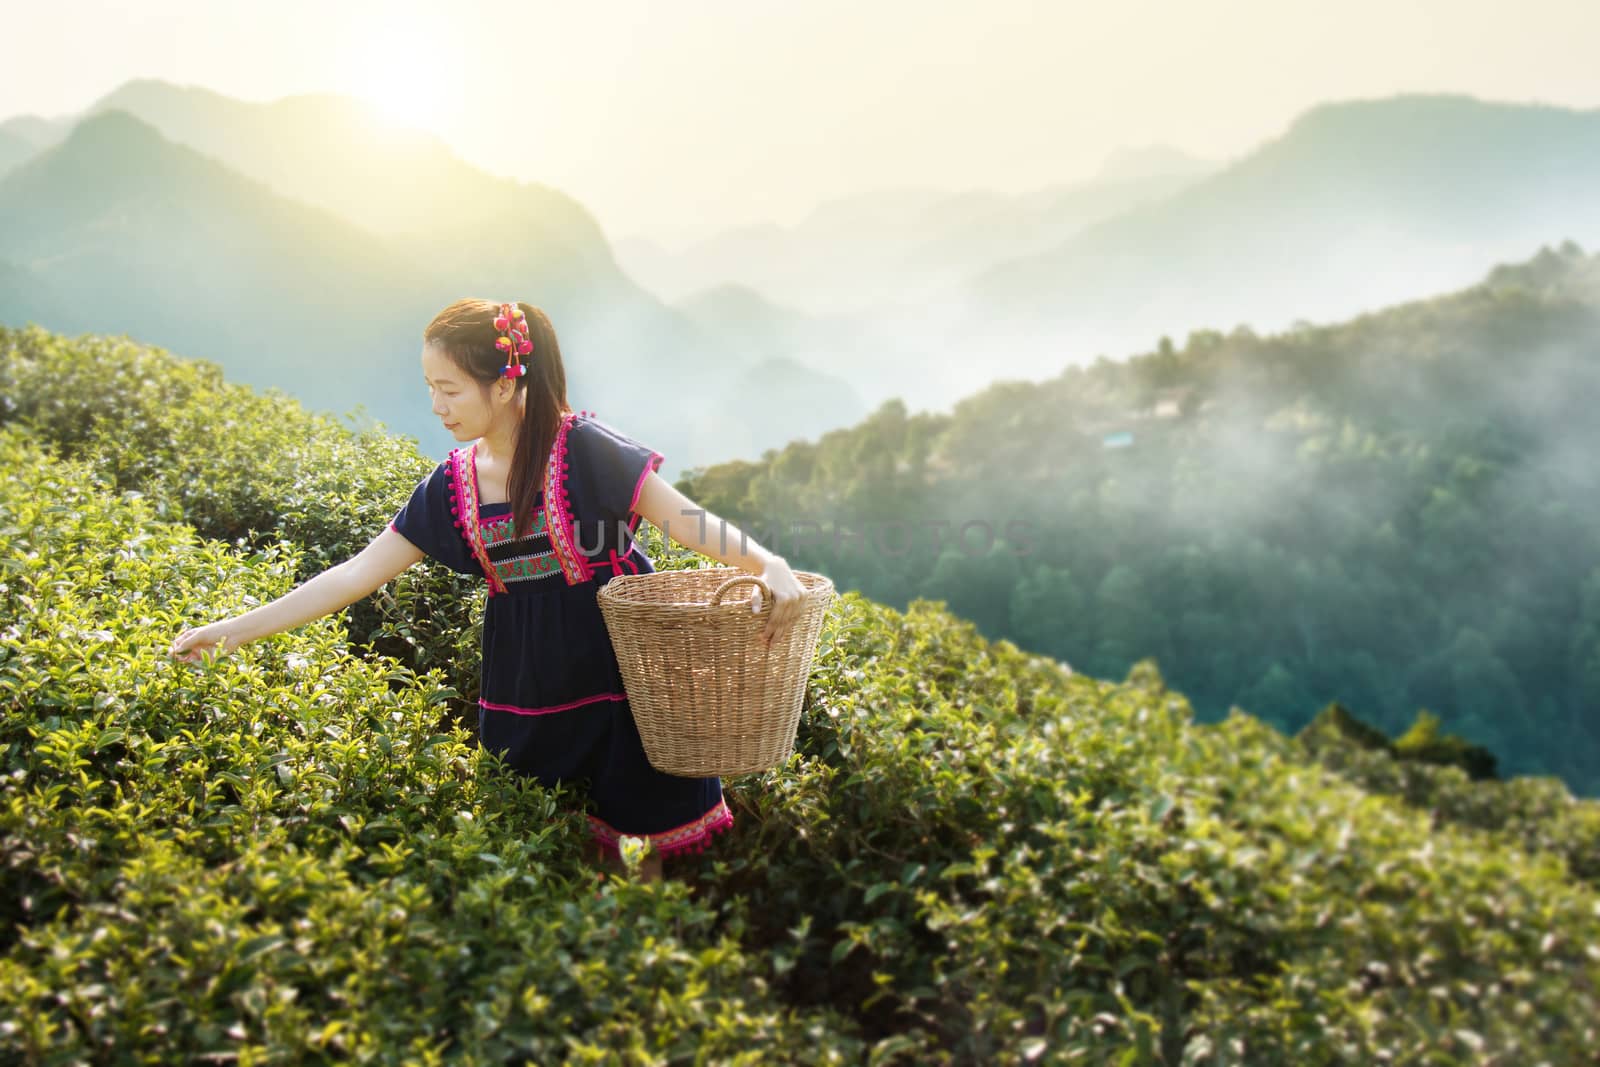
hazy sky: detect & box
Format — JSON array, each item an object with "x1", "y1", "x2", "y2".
[{"x1": 4, "y1": 0, "x2": 1599, "y2": 246}]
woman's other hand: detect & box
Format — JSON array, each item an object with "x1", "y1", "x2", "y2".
[
  {"x1": 169, "y1": 620, "x2": 246, "y2": 664},
  {"x1": 751, "y1": 557, "x2": 804, "y2": 649},
  {"x1": 627, "y1": 472, "x2": 808, "y2": 648}
]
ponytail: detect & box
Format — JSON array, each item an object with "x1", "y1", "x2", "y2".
[{"x1": 504, "y1": 303, "x2": 569, "y2": 540}]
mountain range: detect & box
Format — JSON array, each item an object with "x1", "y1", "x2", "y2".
[
  {"x1": 0, "y1": 81, "x2": 860, "y2": 470},
  {"x1": 5, "y1": 83, "x2": 1600, "y2": 463},
  {"x1": 618, "y1": 92, "x2": 1600, "y2": 412}
]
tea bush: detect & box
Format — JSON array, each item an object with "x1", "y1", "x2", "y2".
[
  {"x1": 0, "y1": 324, "x2": 482, "y2": 710},
  {"x1": 3, "y1": 328, "x2": 1599, "y2": 1063},
  {"x1": 1298, "y1": 704, "x2": 1600, "y2": 887},
  {"x1": 0, "y1": 427, "x2": 860, "y2": 1062},
  {"x1": 717, "y1": 602, "x2": 1600, "y2": 1062}
]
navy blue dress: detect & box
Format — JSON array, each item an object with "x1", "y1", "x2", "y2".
[{"x1": 387, "y1": 412, "x2": 733, "y2": 859}]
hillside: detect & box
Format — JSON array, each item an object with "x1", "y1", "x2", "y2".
[
  {"x1": 966, "y1": 95, "x2": 1600, "y2": 370},
  {"x1": 614, "y1": 165, "x2": 1209, "y2": 317},
  {"x1": 0, "y1": 129, "x2": 35, "y2": 177},
  {"x1": 678, "y1": 241, "x2": 1600, "y2": 796},
  {"x1": 0, "y1": 83, "x2": 857, "y2": 470},
  {"x1": 805, "y1": 93, "x2": 1600, "y2": 412},
  {"x1": 2, "y1": 324, "x2": 1597, "y2": 1061},
  {"x1": 0, "y1": 109, "x2": 446, "y2": 450}
]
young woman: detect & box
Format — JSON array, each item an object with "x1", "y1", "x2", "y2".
[{"x1": 169, "y1": 299, "x2": 806, "y2": 884}]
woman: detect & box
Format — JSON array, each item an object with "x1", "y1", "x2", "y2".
[{"x1": 169, "y1": 299, "x2": 806, "y2": 884}]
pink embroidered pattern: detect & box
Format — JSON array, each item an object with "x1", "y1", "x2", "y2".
[
  {"x1": 480, "y1": 692, "x2": 627, "y2": 716},
  {"x1": 588, "y1": 797, "x2": 736, "y2": 859},
  {"x1": 448, "y1": 444, "x2": 508, "y2": 595},
  {"x1": 542, "y1": 411, "x2": 592, "y2": 584}
]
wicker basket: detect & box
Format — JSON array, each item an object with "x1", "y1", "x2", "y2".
[{"x1": 596, "y1": 566, "x2": 836, "y2": 777}]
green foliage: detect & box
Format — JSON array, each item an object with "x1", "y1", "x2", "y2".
[
  {"x1": 676, "y1": 254, "x2": 1600, "y2": 796},
  {"x1": 1300, "y1": 701, "x2": 1500, "y2": 780},
  {"x1": 1393, "y1": 709, "x2": 1500, "y2": 781},
  {"x1": 0, "y1": 426, "x2": 858, "y2": 1062},
  {"x1": 0, "y1": 324, "x2": 483, "y2": 710},
  {"x1": 1298, "y1": 705, "x2": 1600, "y2": 889},
  {"x1": 1299, "y1": 701, "x2": 1396, "y2": 753},
  {"x1": 3, "y1": 328, "x2": 1600, "y2": 1062}
]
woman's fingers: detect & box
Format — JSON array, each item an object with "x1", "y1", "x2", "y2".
[
  {"x1": 760, "y1": 589, "x2": 802, "y2": 647},
  {"x1": 758, "y1": 591, "x2": 775, "y2": 644},
  {"x1": 172, "y1": 633, "x2": 202, "y2": 662},
  {"x1": 170, "y1": 625, "x2": 225, "y2": 662}
]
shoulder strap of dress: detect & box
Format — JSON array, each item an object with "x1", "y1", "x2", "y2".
[
  {"x1": 448, "y1": 444, "x2": 510, "y2": 595},
  {"x1": 543, "y1": 412, "x2": 592, "y2": 585}
]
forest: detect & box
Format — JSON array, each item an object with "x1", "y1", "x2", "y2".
[{"x1": 679, "y1": 242, "x2": 1600, "y2": 796}]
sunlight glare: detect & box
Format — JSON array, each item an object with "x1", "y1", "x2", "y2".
[{"x1": 343, "y1": 21, "x2": 458, "y2": 137}]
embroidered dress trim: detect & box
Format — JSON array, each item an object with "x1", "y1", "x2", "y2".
[
  {"x1": 476, "y1": 503, "x2": 569, "y2": 585},
  {"x1": 489, "y1": 553, "x2": 562, "y2": 583},
  {"x1": 480, "y1": 509, "x2": 548, "y2": 541},
  {"x1": 480, "y1": 692, "x2": 627, "y2": 716},
  {"x1": 542, "y1": 411, "x2": 591, "y2": 585},
  {"x1": 447, "y1": 444, "x2": 509, "y2": 595},
  {"x1": 588, "y1": 797, "x2": 735, "y2": 858}
]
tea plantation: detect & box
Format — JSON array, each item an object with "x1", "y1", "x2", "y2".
[{"x1": 2, "y1": 326, "x2": 1597, "y2": 1064}]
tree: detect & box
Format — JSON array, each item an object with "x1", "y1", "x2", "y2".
[
  {"x1": 1008, "y1": 563, "x2": 1086, "y2": 658},
  {"x1": 918, "y1": 544, "x2": 1023, "y2": 640}
]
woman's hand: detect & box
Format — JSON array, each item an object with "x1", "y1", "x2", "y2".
[
  {"x1": 169, "y1": 620, "x2": 247, "y2": 664},
  {"x1": 162, "y1": 534, "x2": 415, "y2": 668},
  {"x1": 751, "y1": 557, "x2": 804, "y2": 649}
]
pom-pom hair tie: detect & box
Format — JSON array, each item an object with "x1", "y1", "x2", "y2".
[{"x1": 494, "y1": 302, "x2": 533, "y2": 378}]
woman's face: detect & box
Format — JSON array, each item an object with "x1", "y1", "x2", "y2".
[{"x1": 421, "y1": 343, "x2": 515, "y2": 441}]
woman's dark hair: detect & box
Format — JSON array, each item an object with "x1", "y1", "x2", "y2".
[{"x1": 423, "y1": 298, "x2": 570, "y2": 539}]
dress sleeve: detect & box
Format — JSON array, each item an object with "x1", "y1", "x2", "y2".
[
  {"x1": 570, "y1": 415, "x2": 666, "y2": 529},
  {"x1": 388, "y1": 460, "x2": 481, "y2": 576}
]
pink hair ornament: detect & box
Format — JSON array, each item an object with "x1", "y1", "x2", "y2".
[{"x1": 493, "y1": 302, "x2": 533, "y2": 378}]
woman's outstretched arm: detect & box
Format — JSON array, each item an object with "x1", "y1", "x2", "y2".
[{"x1": 168, "y1": 528, "x2": 425, "y2": 663}]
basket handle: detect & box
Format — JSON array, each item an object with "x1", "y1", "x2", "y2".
[{"x1": 710, "y1": 574, "x2": 772, "y2": 607}]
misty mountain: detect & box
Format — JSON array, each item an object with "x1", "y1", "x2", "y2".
[
  {"x1": 0, "y1": 112, "x2": 75, "y2": 154},
  {"x1": 0, "y1": 82, "x2": 867, "y2": 469},
  {"x1": 613, "y1": 163, "x2": 1210, "y2": 318},
  {"x1": 15, "y1": 82, "x2": 1599, "y2": 477},
  {"x1": 673, "y1": 284, "x2": 850, "y2": 369},
  {"x1": 940, "y1": 93, "x2": 1600, "y2": 404},
  {"x1": 618, "y1": 93, "x2": 1600, "y2": 421},
  {"x1": 613, "y1": 162, "x2": 1210, "y2": 413},
  {"x1": 0, "y1": 109, "x2": 441, "y2": 443},
  {"x1": 669, "y1": 285, "x2": 870, "y2": 458},
  {"x1": 80, "y1": 80, "x2": 619, "y2": 295},
  {"x1": 0, "y1": 129, "x2": 37, "y2": 178}
]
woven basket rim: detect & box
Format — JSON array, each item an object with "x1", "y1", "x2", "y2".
[{"x1": 597, "y1": 566, "x2": 834, "y2": 608}]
